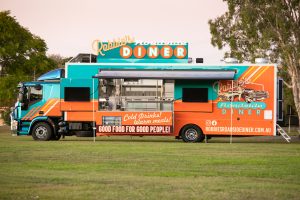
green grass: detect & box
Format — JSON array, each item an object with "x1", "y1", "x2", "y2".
[{"x1": 0, "y1": 126, "x2": 299, "y2": 200}]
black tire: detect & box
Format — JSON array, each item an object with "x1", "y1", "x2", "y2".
[
  {"x1": 32, "y1": 122, "x2": 53, "y2": 141},
  {"x1": 181, "y1": 125, "x2": 204, "y2": 143},
  {"x1": 52, "y1": 133, "x2": 61, "y2": 140}
]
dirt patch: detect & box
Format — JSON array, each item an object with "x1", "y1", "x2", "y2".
[{"x1": 0, "y1": 125, "x2": 10, "y2": 133}]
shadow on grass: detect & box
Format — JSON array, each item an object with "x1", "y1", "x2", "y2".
[
  {"x1": 2, "y1": 125, "x2": 299, "y2": 144},
  {"x1": 59, "y1": 135, "x2": 300, "y2": 144},
  {"x1": 60, "y1": 136, "x2": 183, "y2": 143}
]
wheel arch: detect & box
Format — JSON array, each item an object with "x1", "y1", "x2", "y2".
[
  {"x1": 180, "y1": 123, "x2": 205, "y2": 143},
  {"x1": 179, "y1": 123, "x2": 204, "y2": 136},
  {"x1": 29, "y1": 117, "x2": 57, "y2": 135}
]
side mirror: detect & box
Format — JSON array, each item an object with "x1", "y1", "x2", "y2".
[
  {"x1": 21, "y1": 102, "x2": 28, "y2": 110},
  {"x1": 34, "y1": 84, "x2": 42, "y2": 90},
  {"x1": 19, "y1": 87, "x2": 28, "y2": 110},
  {"x1": 18, "y1": 87, "x2": 25, "y2": 103},
  {"x1": 18, "y1": 93, "x2": 23, "y2": 103}
]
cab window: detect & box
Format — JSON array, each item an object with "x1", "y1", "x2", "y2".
[{"x1": 28, "y1": 86, "x2": 43, "y2": 105}]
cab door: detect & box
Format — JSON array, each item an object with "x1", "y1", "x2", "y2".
[{"x1": 20, "y1": 85, "x2": 43, "y2": 121}]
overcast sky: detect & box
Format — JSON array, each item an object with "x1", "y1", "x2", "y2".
[{"x1": 1, "y1": 0, "x2": 228, "y2": 63}]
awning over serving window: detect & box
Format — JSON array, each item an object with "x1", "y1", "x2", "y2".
[{"x1": 94, "y1": 70, "x2": 235, "y2": 80}]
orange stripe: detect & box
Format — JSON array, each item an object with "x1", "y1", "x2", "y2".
[
  {"x1": 41, "y1": 99, "x2": 54, "y2": 110},
  {"x1": 23, "y1": 99, "x2": 59, "y2": 120},
  {"x1": 44, "y1": 100, "x2": 60, "y2": 115},
  {"x1": 252, "y1": 66, "x2": 269, "y2": 82},
  {"x1": 32, "y1": 99, "x2": 60, "y2": 118},
  {"x1": 245, "y1": 66, "x2": 263, "y2": 82},
  {"x1": 30, "y1": 99, "x2": 55, "y2": 119},
  {"x1": 40, "y1": 99, "x2": 55, "y2": 113},
  {"x1": 22, "y1": 107, "x2": 38, "y2": 120},
  {"x1": 35, "y1": 99, "x2": 57, "y2": 118},
  {"x1": 23, "y1": 106, "x2": 40, "y2": 120},
  {"x1": 240, "y1": 66, "x2": 255, "y2": 80},
  {"x1": 31, "y1": 101, "x2": 56, "y2": 119},
  {"x1": 28, "y1": 106, "x2": 42, "y2": 120}
]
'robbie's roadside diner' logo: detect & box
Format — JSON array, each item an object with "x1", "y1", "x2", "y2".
[
  {"x1": 92, "y1": 35, "x2": 188, "y2": 59},
  {"x1": 92, "y1": 35, "x2": 135, "y2": 56},
  {"x1": 120, "y1": 45, "x2": 187, "y2": 59}
]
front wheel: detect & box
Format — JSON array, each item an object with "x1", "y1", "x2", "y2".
[
  {"x1": 181, "y1": 125, "x2": 204, "y2": 143},
  {"x1": 32, "y1": 122, "x2": 53, "y2": 141}
]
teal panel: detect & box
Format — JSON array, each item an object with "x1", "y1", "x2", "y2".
[
  {"x1": 67, "y1": 65, "x2": 101, "y2": 79},
  {"x1": 217, "y1": 102, "x2": 267, "y2": 110},
  {"x1": 96, "y1": 58, "x2": 188, "y2": 63},
  {"x1": 43, "y1": 83, "x2": 60, "y2": 99},
  {"x1": 66, "y1": 64, "x2": 250, "y2": 102},
  {"x1": 174, "y1": 80, "x2": 216, "y2": 100},
  {"x1": 60, "y1": 78, "x2": 98, "y2": 100},
  {"x1": 173, "y1": 66, "x2": 250, "y2": 101},
  {"x1": 66, "y1": 64, "x2": 250, "y2": 79},
  {"x1": 18, "y1": 131, "x2": 29, "y2": 135},
  {"x1": 232, "y1": 66, "x2": 249, "y2": 79},
  {"x1": 96, "y1": 42, "x2": 188, "y2": 63}
]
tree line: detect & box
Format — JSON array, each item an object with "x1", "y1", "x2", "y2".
[
  {"x1": 0, "y1": 11, "x2": 70, "y2": 123},
  {"x1": 209, "y1": 0, "x2": 299, "y2": 126},
  {"x1": 0, "y1": 11, "x2": 70, "y2": 106},
  {"x1": 1, "y1": 1, "x2": 299, "y2": 127}
]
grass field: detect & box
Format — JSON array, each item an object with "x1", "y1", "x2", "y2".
[{"x1": 0, "y1": 125, "x2": 299, "y2": 200}]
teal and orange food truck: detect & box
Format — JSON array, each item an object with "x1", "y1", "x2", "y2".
[{"x1": 10, "y1": 36, "x2": 284, "y2": 142}]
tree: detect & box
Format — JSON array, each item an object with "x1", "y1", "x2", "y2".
[
  {"x1": 209, "y1": 0, "x2": 300, "y2": 126},
  {"x1": 0, "y1": 11, "x2": 56, "y2": 107},
  {"x1": 48, "y1": 54, "x2": 72, "y2": 69}
]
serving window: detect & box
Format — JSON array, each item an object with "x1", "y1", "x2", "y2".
[{"x1": 99, "y1": 79, "x2": 174, "y2": 111}]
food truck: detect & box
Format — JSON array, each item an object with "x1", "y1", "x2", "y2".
[{"x1": 10, "y1": 36, "x2": 285, "y2": 142}]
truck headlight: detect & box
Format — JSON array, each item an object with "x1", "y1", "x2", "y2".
[{"x1": 10, "y1": 116, "x2": 18, "y2": 134}]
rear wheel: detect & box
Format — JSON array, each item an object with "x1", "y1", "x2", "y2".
[
  {"x1": 181, "y1": 125, "x2": 204, "y2": 143},
  {"x1": 32, "y1": 122, "x2": 53, "y2": 141}
]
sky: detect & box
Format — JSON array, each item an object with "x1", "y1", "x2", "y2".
[{"x1": 0, "y1": 0, "x2": 228, "y2": 63}]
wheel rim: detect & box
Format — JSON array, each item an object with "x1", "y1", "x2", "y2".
[
  {"x1": 185, "y1": 128, "x2": 198, "y2": 141},
  {"x1": 35, "y1": 126, "x2": 47, "y2": 139}
]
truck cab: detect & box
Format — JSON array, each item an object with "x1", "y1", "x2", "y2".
[
  {"x1": 10, "y1": 54, "x2": 96, "y2": 141},
  {"x1": 11, "y1": 71, "x2": 62, "y2": 140}
]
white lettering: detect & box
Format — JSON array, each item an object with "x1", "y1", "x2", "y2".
[
  {"x1": 122, "y1": 46, "x2": 131, "y2": 57},
  {"x1": 163, "y1": 48, "x2": 170, "y2": 57},
  {"x1": 148, "y1": 47, "x2": 159, "y2": 57},
  {"x1": 176, "y1": 47, "x2": 184, "y2": 57}
]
